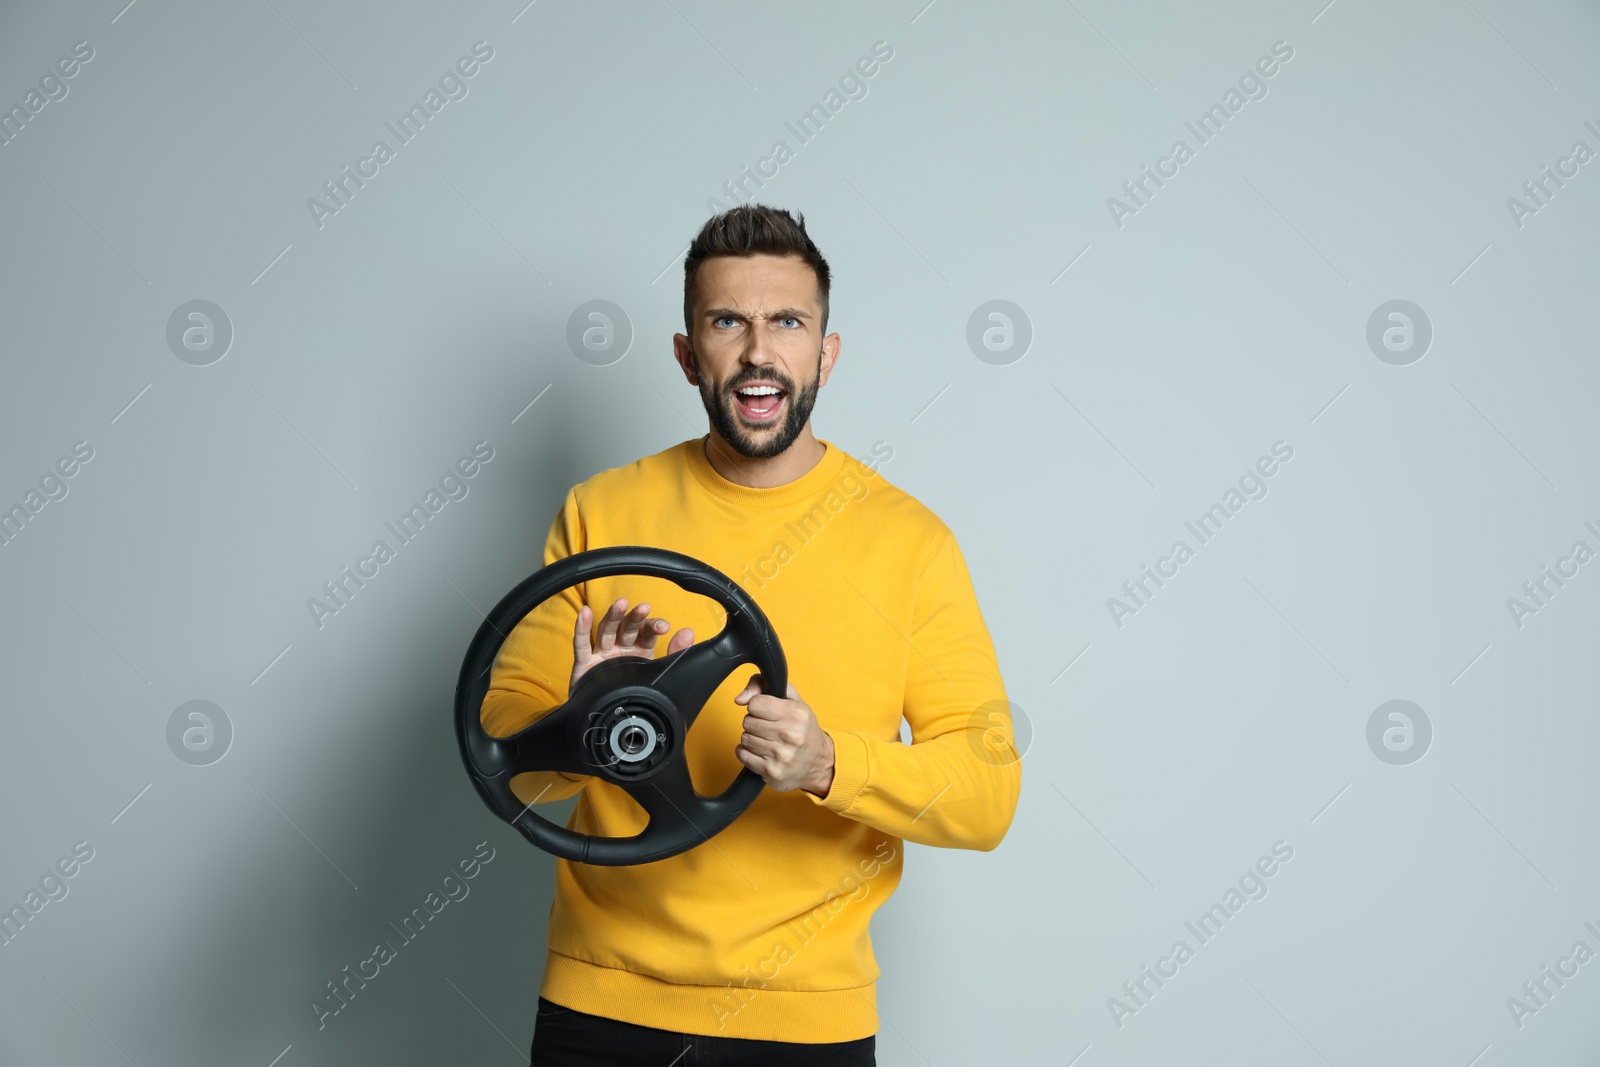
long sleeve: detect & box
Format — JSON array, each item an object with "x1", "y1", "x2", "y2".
[
  {"x1": 805, "y1": 530, "x2": 1021, "y2": 850},
  {"x1": 479, "y1": 487, "x2": 590, "y2": 805}
]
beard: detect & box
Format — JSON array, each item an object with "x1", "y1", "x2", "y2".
[{"x1": 694, "y1": 349, "x2": 821, "y2": 460}]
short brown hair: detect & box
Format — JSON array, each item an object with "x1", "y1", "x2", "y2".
[{"x1": 683, "y1": 204, "x2": 831, "y2": 338}]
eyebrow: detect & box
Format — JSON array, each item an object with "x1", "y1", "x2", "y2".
[{"x1": 702, "y1": 307, "x2": 814, "y2": 322}]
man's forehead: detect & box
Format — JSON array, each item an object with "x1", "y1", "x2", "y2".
[{"x1": 696, "y1": 254, "x2": 819, "y2": 311}]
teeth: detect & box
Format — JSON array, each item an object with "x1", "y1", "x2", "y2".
[{"x1": 738, "y1": 386, "x2": 781, "y2": 396}]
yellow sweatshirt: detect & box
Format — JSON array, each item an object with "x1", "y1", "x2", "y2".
[{"x1": 480, "y1": 436, "x2": 1020, "y2": 1042}]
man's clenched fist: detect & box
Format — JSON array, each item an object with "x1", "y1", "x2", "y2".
[{"x1": 732, "y1": 673, "x2": 835, "y2": 797}]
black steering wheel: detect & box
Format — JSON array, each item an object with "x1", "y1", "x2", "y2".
[{"x1": 454, "y1": 545, "x2": 786, "y2": 866}]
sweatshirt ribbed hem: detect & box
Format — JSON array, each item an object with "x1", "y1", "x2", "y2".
[{"x1": 540, "y1": 949, "x2": 879, "y2": 1043}]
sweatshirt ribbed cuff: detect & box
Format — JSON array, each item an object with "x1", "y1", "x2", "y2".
[{"x1": 809, "y1": 729, "x2": 869, "y2": 812}]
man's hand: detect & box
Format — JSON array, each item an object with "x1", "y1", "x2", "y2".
[
  {"x1": 733, "y1": 673, "x2": 836, "y2": 797},
  {"x1": 571, "y1": 597, "x2": 694, "y2": 692}
]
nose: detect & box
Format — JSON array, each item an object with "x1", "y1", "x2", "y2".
[{"x1": 740, "y1": 328, "x2": 777, "y2": 369}]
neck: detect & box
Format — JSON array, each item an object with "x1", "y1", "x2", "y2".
[{"x1": 702, "y1": 428, "x2": 825, "y2": 488}]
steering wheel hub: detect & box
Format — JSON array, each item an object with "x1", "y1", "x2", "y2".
[{"x1": 592, "y1": 701, "x2": 669, "y2": 777}]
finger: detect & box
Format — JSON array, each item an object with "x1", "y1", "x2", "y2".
[
  {"x1": 740, "y1": 712, "x2": 780, "y2": 742},
  {"x1": 738, "y1": 730, "x2": 777, "y2": 758},
  {"x1": 741, "y1": 693, "x2": 785, "y2": 720},
  {"x1": 617, "y1": 602, "x2": 652, "y2": 648},
  {"x1": 635, "y1": 617, "x2": 670, "y2": 654},
  {"x1": 572, "y1": 604, "x2": 594, "y2": 665},
  {"x1": 733, "y1": 742, "x2": 764, "y2": 776},
  {"x1": 666, "y1": 627, "x2": 695, "y2": 655},
  {"x1": 595, "y1": 598, "x2": 628, "y2": 652}
]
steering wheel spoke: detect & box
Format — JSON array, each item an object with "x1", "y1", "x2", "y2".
[
  {"x1": 647, "y1": 626, "x2": 749, "y2": 729},
  {"x1": 620, "y1": 753, "x2": 706, "y2": 836},
  {"x1": 499, "y1": 703, "x2": 588, "y2": 776}
]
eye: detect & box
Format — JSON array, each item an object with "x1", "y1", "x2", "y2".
[
  {"x1": 778, "y1": 316, "x2": 800, "y2": 329},
  {"x1": 714, "y1": 316, "x2": 740, "y2": 329}
]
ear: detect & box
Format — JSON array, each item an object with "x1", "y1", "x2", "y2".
[
  {"x1": 671, "y1": 333, "x2": 699, "y2": 386},
  {"x1": 817, "y1": 332, "x2": 841, "y2": 389}
]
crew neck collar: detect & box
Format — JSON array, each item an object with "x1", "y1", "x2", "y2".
[{"x1": 684, "y1": 435, "x2": 847, "y2": 508}]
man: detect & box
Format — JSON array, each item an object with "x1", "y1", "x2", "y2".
[{"x1": 482, "y1": 204, "x2": 1021, "y2": 1066}]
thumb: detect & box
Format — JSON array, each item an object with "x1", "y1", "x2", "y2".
[{"x1": 733, "y1": 672, "x2": 763, "y2": 705}]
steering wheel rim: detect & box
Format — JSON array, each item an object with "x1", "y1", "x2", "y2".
[{"x1": 454, "y1": 545, "x2": 786, "y2": 866}]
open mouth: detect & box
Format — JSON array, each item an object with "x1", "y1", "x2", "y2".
[{"x1": 733, "y1": 384, "x2": 787, "y2": 422}]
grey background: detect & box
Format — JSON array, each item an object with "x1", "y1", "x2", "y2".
[{"x1": 1, "y1": 0, "x2": 1597, "y2": 1064}]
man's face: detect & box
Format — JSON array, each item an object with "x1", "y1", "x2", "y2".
[{"x1": 674, "y1": 254, "x2": 839, "y2": 460}]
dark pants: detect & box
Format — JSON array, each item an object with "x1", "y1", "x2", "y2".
[{"x1": 530, "y1": 996, "x2": 876, "y2": 1066}]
